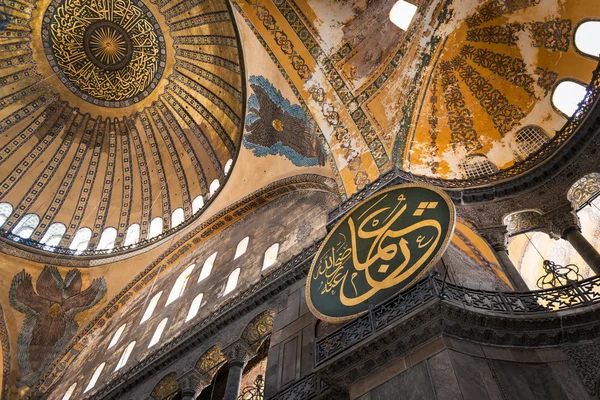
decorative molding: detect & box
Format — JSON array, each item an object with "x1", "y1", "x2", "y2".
[{"x1": 544, "y1": 203, "x2": 581, "y2": 239}]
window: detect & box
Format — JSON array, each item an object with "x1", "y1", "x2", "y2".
[
  {"x1": 107, "y1": 324, "x2": 127, "y2": 349},
  {"x1": 40, "y1": 223, "x2": 66, "y2": 248},
  {"x1": 166, "y1": 264, "x2": 195, "y2": 305},
  {"x1": 69, "y1": 227, "x2": 92, "y2": 253},
  {"x1": 171, "y1": 208, "x2": 184, "y2": 228},
  {"x1": 62, "y1": 383, "x2": 77, "y2": 400},
  {"x1": 552, "y1": 81, "x2": 587, "y2": 117},
  {"x1": 124, "y1": 223, "x2": 140, "y2": 246},
  {"x1": 262, "y1": 243, "x2": 279, "y2": 270},
  {"x1": 12, "y1": 214, "x2": 40, "y2": 239},
  {"x1": 115, "y1": 341, "x2": 136, "y2": 371},
  {"x1": 575, "y1": 21, "x2": 600, "y2": 58},
  {"x1": 148, "y1": 318, "x2": 168, "y2": 348},
  {"x1": 96, "y1": 227, "x2": 117, "y2": 251},
  {"x1": 234, "y1": 237, "x2": 249, "y2": 260},
  {"x1": 192, "y1": 195, "x2": 204, "y2": 214},
  {"x1": 224, "y1": 268, "x2": 240, "y2": 295},
  {"x1": 0, "y1": 202, "x2": 12, "y2": 227},
  {"x1": 209, "y1": 179, "x2": 220, "y2": 197},
  {"x1": 461, "y1": 155, "x2": 497, "y2": 179},
  {"x1": 140, "y1": 291, "x2": 162, "y2": 324},
  {"x1": 84, "y1": 362, "x2": 105, "y2": 393},
  {"x1": 186, "y1": 293, "x2": 204, "y2": 322},
  {"x1": 224, "y1": 159, "x2": 233, "y2": 175},
  {"x1": 198, "y1": 252, "x2": 217, "y2": 282},
  {"x1": 389, "y1": 0, "x2": 417, "y2": 30},
  {"x1": 514, "y1": 126, "x2": 549, "y2": 158},
  {"x1": 148, "y1": 217, "x2": 163, "y2": 239}
]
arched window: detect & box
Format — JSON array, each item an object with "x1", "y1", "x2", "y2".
[
  {"x1": 148, "y1": 217, "x2": 163, "y2": 239},
  {"x1": 186, "y1": 293, "x2": 204, "y2": 322},
  {"x1": 234, "y1": 237, "x2": 249, "y2": 260},
  {"x1": 192, "y1": 195, "x2": 204, "y2": 214},
  {"x1": 69, "y1": 227, "x2": 92, "y2": 253},
  {"x1": 262, "y1": 243, "x2": 279, "y2": 270},
  {"x1": 171, "y1": 208, "x2": 184, "y2": 228},
  {"x1": 0, "y1": 202, "x2": 12, "y2": 227},
  {"x1": 62, "y1": 383, "x2": 77, "y2": 400},
  {"x1": 209, "y1": 179, "x2": 220, "y2": 197},
  {"x1": 198, "y1": 252, "x2": 217, "y2": 282},
  {"x1": 40, "y1": 223, "x2": 66, "y2": 248},
  {"x1": 461, "y1": 155, "x2": 497, "y2": 179},
  {"x1": 140, "y1": 291, "x2": 162, "y2": 324},
  {"x1": 224, "y1": 268, "x2": 240, "y2": 295},
  {"x1": 115, "y1": 341, "x2": 136, "y2": 371},
  {"x1": 84, "y1": 362, "x2": 105, "y2": 393},
  {"x1": 224, "y1": 159, "x2": 233, "y2": 175},
  {"x1": 552, "y1": 81, "x2": 587, "y2": 117},
  {"x1": 514, "y1": 126, "x2": 549, "y2": 158},
  {"x1": 108, "y1": 324, "x2": 127, "y2": 349},
  {"x1": 166, "y1": 264, "x2": 195, "y2": 305},
  {"x1": 124, "y1": 223, "x2": 140, "y2": 246},
  {"x1": 96, "y1": 227, "x2": 117, "y2": 251},
  {"x1": 148, "y1": 318, "x2": 168, "y2": 348},
  {"x1": 575, "y1": 21, "x2": 600, "y2": 58},
  {"x1": 12, "y1": 214, "x2": 40, "y2": 239}
]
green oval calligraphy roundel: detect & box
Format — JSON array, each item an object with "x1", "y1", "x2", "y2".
[{"x1": 306, "y1": 184, "x2": 456, "y2": 322}]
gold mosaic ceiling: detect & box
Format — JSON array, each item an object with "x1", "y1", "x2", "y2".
[{"x1": 0, "y1": 0, "x2": 244, "y2": 252}]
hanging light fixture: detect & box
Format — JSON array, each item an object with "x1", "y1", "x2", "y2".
[{"x1": 389, "y1": 0, "x2": 418, "y2": 31}]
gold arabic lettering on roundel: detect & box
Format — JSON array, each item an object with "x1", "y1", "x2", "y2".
[{"x1": 306, "y1": 183, "x2": 456, "y2": 323}]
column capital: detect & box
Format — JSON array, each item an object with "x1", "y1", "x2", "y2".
[
  {"x1": 544, "y1": 204, "x2": 580, "y2": 240},
  {"x1": 476, "y1": 225, "x2": 508, "y2": 252},
  {"x1": 177, "y1": 369, "x2": 211, "y2": 397},
  {"x1": 223, "y1": 339, "x2": 256, "y2": 367}
]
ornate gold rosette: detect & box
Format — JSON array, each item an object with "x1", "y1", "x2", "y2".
[{"x1": 42, "y1": 0, "x2": 166, "y2": 107}]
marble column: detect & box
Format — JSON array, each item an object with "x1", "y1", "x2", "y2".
[
  {"x1": 546, "y1": 205, "x2": 600, "y2": 275},
  {"x1": 477, "y1": 225, "x2": 530, "y2": 291},
  {"x1": 177, "y1": 369, "x2": 210, "y2": 400},
  {"x1": 223, "y1": 340, "x2": 256, "y2": 400}
]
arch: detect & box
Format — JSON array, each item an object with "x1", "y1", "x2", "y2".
[
  {"x1": 96, "y1": 227, "x2": 117, "y2": 251},
  {"x1": 166, "y1": 264, "x2": 195, "y2": 305},
  {"x1": 198, "y1": 252, "x2": 217, "y2": 282},
  {"x1": 567, "y1": 173, "x2": 600, "y2": 210},
  {"x1": 575, "y1": 20, "x2": 600, "y2": 59},
  {"x1": 148, "y1": 217, "x2": 163, "y2": 239},
  {"x1": 69, "y1": 227, "x2": 92, "y2": 252},
  {"x1": 12, "y1": 214, "x2": 40, "y2": 239},
  {"x1": 84, "y1": 362, "x2": 105, "y2": 393},
  {"x1": 150, "y1": 372, "x2": 181, "y2": 400},
  {"x1": 224, "y1": 158, "x2": 233, "y2": 175},
  {"x1": 108, "y1": 323, "x2": 127, "y2": 349},
  {"x1": 62, "y1": 383, "x2": 77, "y2": 400},
  {"x1": 140, "y1": 291, "x2": 162, "y2": 324},
  {"x1": 209, "y1": 179, "x2": 220, "y2": 197},
  {"x1": 262, "y1": 243, "x2": 279, "y2": 270},
  {"x1": 461, "y1": 154, "x2": 497, "y2": 179},
  {"x1": 148, "y1": 318, "x2": 168, "y2": 348},
  {"x1": 241, "y1": 310, "x2": 275, "y2": 350},
  {"x1": 234, "y1": 236, "x2": 249, "y2": 259},
  {"x1": 186, "y1": 293, "x2": 204, "y2": 322},
  {"x1": 115, "y1": 341, "x2": 136, "y2": 371},
  {"x1": 196, "y1": 345, "x2": 226, "y2": 378},
  {"x1": 0, "y1": 202, "x2": 12, "y2": 227},
  {"x1": 192, "y1": 195, "x2": 204, "y2": 214},
  {"x1": 223, "y1": 268, "x2": 240, "y2": 295},
  {"x1": 40, "y1": 222, "x2": 66, "y2": 248},
  {"x1": 503, "y1": 210, "x2": 546, "y2": 237},
  {"x1": 124, "y1": 223, "x2": 140, "y2": 246},
  {"x1": 171, "y1": 208, "x2": 184, "y2": 228},
  {"x1": 552, "y1": 80, "x2": 588, "y2": 117},
  {"x1": 514, "y1": 126, "x2": 549, "y2": 158}
]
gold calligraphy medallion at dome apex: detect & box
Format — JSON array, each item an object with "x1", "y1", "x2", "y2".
[{"x1": 42, "y1": 0, "x2": 166, "y2": 107}]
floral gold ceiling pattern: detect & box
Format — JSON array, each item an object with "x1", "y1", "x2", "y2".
[{"x1": 0, "y1": 0, "x2": 245, "y2": 253}]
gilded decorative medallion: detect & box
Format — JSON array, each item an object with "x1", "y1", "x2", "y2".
[{"x1": 42, "y1": 0, "x2": 166, "y2": 107}]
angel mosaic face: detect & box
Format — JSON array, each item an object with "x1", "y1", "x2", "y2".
[{"x1": 42, "y1": 0, "x2": 166, "y2": 107}]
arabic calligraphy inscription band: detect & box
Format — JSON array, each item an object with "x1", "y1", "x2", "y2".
[{"x1": 307, "y1": 184, "x2": 456, "y2": 323}]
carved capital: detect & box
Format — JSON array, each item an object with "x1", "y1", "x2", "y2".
[
  {"x1": 223, "y1": 339, "x2": 256, "y2": 366},
  {"x1": 476, "y1": 225, "x2": 508, "y2": 252},
  {"x1": 177, "y1": 369, "x2": 210, "y2": 396},
  {"x1": 544, "y1": 204, "x2": 580, "y2": 239}
]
